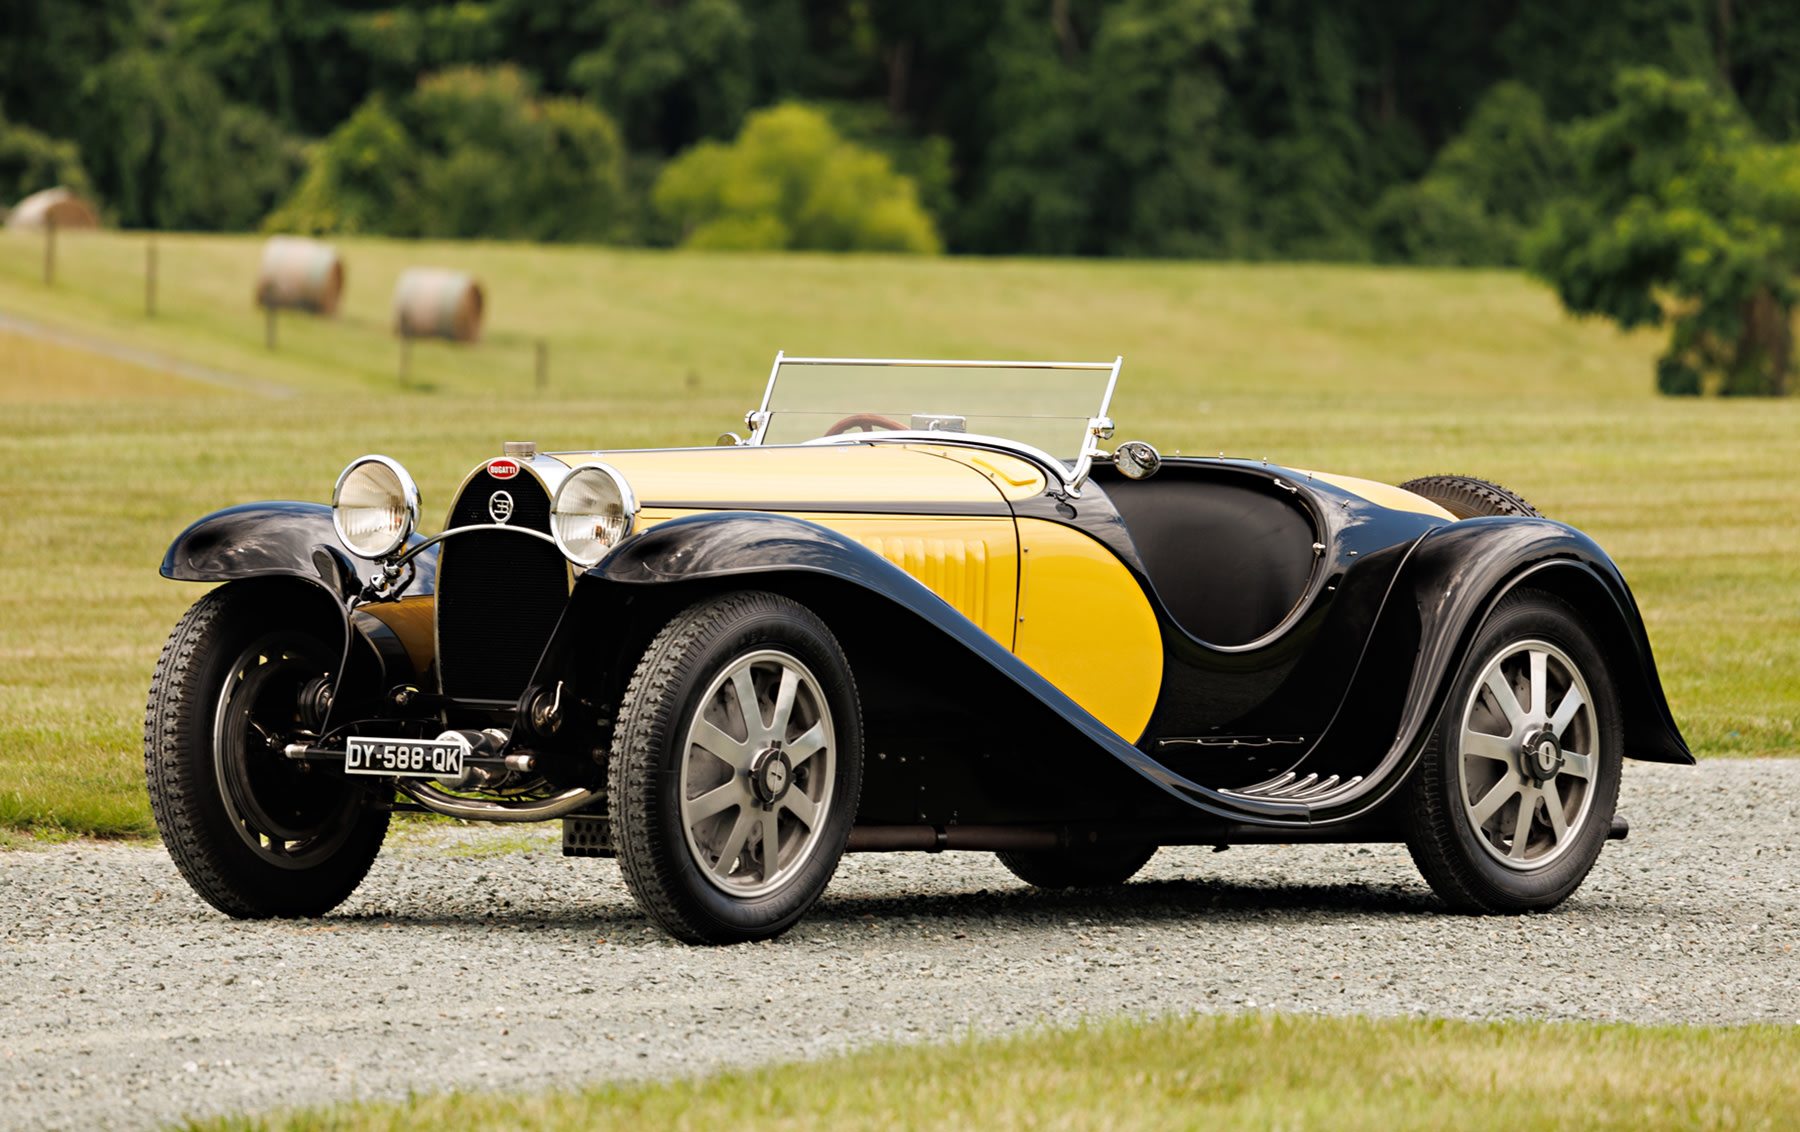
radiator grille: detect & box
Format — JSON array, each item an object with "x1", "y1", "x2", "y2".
[{"x1": 436, "y1": 469, "x2": 569, "y2": 702}]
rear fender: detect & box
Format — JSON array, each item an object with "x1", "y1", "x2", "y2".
[{"x1": 1308, "y1": 517, "x2": 1693, "y2": 822}]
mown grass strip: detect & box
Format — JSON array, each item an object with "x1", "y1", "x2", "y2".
[{"x1": 185, "y1": 1013, "x2": 1800, "y2": 1131}]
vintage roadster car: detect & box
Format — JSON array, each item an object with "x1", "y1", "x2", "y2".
[{"x1": 146, "y1": 355, "x2": 1690, "y2": 943}]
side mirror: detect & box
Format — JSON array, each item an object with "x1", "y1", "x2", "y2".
[{"x1": 1114, "y1": 440, "x2": 1161, "y2": 480}]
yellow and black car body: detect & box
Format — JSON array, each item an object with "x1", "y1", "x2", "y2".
[{"x1": 150, "y1": 356, "x2": 1689, "y2": 943}]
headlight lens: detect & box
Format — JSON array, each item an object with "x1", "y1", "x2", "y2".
[
  {"x1": 332, "y1": 456, "x2": 419, "y2": 559},
  {"x1": 551, "y1": 463, "x2": 638, "y2": 567}
]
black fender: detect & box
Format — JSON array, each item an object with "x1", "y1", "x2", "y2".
[
  {"x1": 161, "y1": 500, "x2": 438, "y2": 599},
  {"x1": 159, "y1": 501, "x2": 439, "y2": 724},
  {"x1": 1304, "y1": 517, "x2": 1693, "y2": 824},
  {"x1": 533, "y1": 511, "x2": 1316, "y2": 823}
]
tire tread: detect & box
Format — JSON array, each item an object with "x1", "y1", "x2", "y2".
[
  {"x1": 1398, "y1": 474, "x2": 1542, "y2": 520},
  {"x1": 1403, "y1": 588, "x2": 1622, "y2": 913},
  {"x1": 608, "y1": 591, "x2": 861, "y2": 944},
  {"x1": 144, "y1": 585, "x2": 386, "y2": 919}
]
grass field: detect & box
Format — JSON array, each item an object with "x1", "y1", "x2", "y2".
[
  {"x1": 1, "y1": 228, "x2": 1796, "y2": 838},
  {"x1": 185, "y1": 1013, "x2": 1800, "y2": 1131}
]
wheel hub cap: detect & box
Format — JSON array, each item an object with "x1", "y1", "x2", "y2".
[
  {"x1": 1455, "y1": 639, "x2": 1599, "y2": 871},
  {"x1": 1520, "y1": 727, "x2": 1563, "y2": 783},
  {"x1": 749, "y1": 744, "x2": 793, "y2": 807}
]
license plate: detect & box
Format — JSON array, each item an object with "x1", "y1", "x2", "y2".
[{"x1": 345, "y1": 737, "x2": 463, "y2": 778}]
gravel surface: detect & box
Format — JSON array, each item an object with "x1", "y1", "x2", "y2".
[{"x1": 3, "y1": 759, "x2": 1796, "y2": 1131}]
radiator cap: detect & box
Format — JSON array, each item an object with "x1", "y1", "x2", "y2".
[{"x1": 503, "y1": 440, "x2": 537, "y2": 460}]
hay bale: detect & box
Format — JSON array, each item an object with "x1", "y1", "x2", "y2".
[
  {"x1": 255, "y1": 237, "x2": 344, "y2": 316},
  {"x1": 5, "y1": 187, "x2": 100, "y2": 230},
  {"x1": 393, "y1": 268, "x2": 484, "y2": 343}
]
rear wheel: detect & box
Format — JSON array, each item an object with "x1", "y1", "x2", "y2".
[
  {"x1": 1398, "y1": 474, "x2": 1541, "y2": 519},
  {"x1": 609, "y1": 592, "x2": 862, "y2": 944},
  {"x1": 144, "y1": 584, "x2": 389, "y2": 918},
  {"x1": 1404, "y1": 589, "x2": 1622, "y2": 913},
  {"x1": 997, "y1": 842, "x2": 1156, "y2": 889}
]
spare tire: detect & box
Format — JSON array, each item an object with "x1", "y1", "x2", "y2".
[{"x1": 1398, "y1": 475, "x2": 1542, "y2": 519}]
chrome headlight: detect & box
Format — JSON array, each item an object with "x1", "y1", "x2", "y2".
[
  {"x1": 332, "y1": 455, "x2": 419, "y2": 560},
  {"x1": 551, "y1": 462, "x2": 638, "y2": 567}
]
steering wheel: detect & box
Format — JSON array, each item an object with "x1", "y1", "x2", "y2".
[{"x1": 824, "y1": 413, "x2": 907, "y2": 436}]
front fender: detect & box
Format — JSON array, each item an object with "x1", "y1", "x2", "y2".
[
  {"x1": 533, "y1": 512, "x2": 1314, "y2": 823},
  {"x1": 160, "y1": 500, "x2": 439, "y2": 599},
  {"x1": 160, "y1": 501, "x2": 439, "y2": 725}
]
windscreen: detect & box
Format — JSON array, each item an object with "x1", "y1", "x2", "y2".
[{"x1": 758, "y1": 360, "x2": 1116, "y2": 461}]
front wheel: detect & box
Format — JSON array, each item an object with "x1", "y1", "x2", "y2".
[
  {"x1": 609, "y1": 592, "x2": 863, "y2": 944},
  {"x1": 144, "y1": 584, "x2": 389, "y2": 918},
  {"x1": 1404, "y1": 588, "x2": 1622, "y2": 913}
]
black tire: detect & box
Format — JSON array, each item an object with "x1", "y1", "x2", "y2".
[
  {"x1": 1404, "y1": 588, "x2": 1622, "y2": 913},
  {"x1": 1398, "y1": 474, "x2": 1542, "y2": 519},
  {"x1": 144, "y1": 584, "x2": 389, "y2": 918},
  {"x1": 609, "y1": 591, "x2": 863, "y2": 944},
  {"x1": 996, "y1": 842, "x2": 1156, "y2": 889}
]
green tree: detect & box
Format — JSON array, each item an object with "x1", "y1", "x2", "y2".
[
  {"x1": 1372, "y1": 82, "x2": 1569, "y2": 266},
  {"x1": 78, "y1": 48, "x2": 305, "y2": 230},
  {"x1": 0, "y1": 114, "x2": 93, "y2": 209},
  {"x1": 268, "y1": 65, "x2": 627, "y2": 242},
  {"x1": 0, "y1": 0, "x2": 142, "y2": 143},
  {"x1": 566, "y1": 0, "x2": 755, "y2": 153},
  {"x1": 1527, "y1": 67, "x2": 1800, "y2": 396},
  {"x1": 965, "y1": 0, "x2": 1252, "y2": 256},
  {"x1": 653, "y1": 102, "x2": 940, "y2": 252},
  {"x1": 263, "y1": 96, "x2": 416, "y2": 236}
]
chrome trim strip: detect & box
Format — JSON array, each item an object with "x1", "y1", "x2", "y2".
[
  {"x1": 798, "y1": 430, "x2": 1075, "y2": 493},
  {"x1": 390, "y1": 523, "x2": 558, "y2": 569},
  {"x1": 776, "y1": 356, "x2": 1119, "y2": 369},
  {"x1": 639, "y1": 499, "x2": 1013, "y2": 517},
  {"x1": 441, "y1": 453, "x2": 571, "y2": 525}
]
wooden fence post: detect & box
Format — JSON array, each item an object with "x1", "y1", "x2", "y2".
[{"x1": 146, "y1": 237, "x2": 158, "y2": 317}]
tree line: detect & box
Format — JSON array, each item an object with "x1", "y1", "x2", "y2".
[
  {"x1": 1, "y1": 0, "x2": 1794, "y2": 253},
  {"x1": 4, "y1": 1, "x2": 1800, "y2": 391}
]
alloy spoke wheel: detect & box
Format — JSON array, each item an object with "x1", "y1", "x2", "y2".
[
  {"x1": 1456, "y1": 638, "x2": 1599, "y2": 871},
  {"x1": 679, "y1": 649, "x2": 836, "y2": 897}
]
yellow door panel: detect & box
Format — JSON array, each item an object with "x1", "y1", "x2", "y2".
[
  {"x1": 1013, "y1": 518, "x2": 1162, "y2": 742},
  {"x1": 812, "y1": 517, "x2": 1019, "y2": 647}
]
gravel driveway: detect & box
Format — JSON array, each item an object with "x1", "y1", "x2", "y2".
[{"x1": 3, "y1": 759, "x2": 1796, "y2": 1131}]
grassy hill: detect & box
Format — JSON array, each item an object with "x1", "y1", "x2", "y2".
[{"x1": 0, "y1": 228, "x2": 1795, "y2": 837}]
